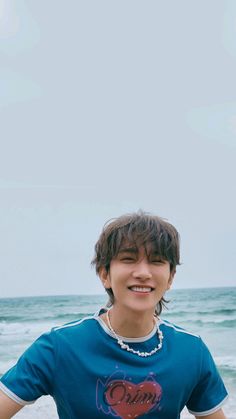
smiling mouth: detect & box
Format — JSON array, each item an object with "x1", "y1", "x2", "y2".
[{"x1": 128, "y1": 286, "x2": 154, "y2": 293}]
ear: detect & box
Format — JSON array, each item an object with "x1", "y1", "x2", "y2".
[
  {"x1": 99, "y1": 267, "x2": 111, "y2": 289},
  {"x1": 167, "y1": 269, "x2": 176, "y2": 290}
]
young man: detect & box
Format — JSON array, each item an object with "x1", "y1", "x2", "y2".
[{"x1": 0, "y1": 212, "x2": 228, "y2": 418}]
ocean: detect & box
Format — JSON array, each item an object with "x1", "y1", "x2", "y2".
[{"x1": 0, "y1": 287, "x2": 235, "y2": 418}]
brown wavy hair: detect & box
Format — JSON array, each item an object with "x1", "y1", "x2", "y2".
[{"x1": 91, "y1": 210, "x2": 180, "y2": 315}]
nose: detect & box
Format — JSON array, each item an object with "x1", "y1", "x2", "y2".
[{"x1": 132, "y1": 259, "x2": 152, "y2": 280}]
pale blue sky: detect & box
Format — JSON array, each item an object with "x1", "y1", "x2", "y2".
[{"x1": 0, "y1": 1, "x2": 235, "y2": 297}]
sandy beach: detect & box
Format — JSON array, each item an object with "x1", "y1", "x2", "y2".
[{"x1": 13, "y1": 397, "x2": 57, "y2": 419}]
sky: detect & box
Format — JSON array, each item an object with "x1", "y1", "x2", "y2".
[{"x1": 0, "y1": 0, "x2": 236, "y2": 298}]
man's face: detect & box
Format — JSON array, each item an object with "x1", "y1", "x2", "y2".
[{"x1": 100, "y1": 245, "x2": 175, "y2": 316}]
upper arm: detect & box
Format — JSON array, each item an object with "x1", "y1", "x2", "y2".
[
  {"x1": 195, "y1": 408, "x2": 227, "y2": 419},
  {"x1": 0, "y1": 390, "x2": 23, "y2": 419}
]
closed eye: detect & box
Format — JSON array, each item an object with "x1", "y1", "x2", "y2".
[
  {"x1": 120, "y1": 257, "x2": 136, "y2": 262},
  {"x1": 150, "y1": 259, "x2": 166, "y2": 264}
]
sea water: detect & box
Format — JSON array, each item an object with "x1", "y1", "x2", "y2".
[{"x1": 0, "y1": 287, "x2": 235, "y2": 417}]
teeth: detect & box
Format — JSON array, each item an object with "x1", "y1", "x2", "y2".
[{"x1": 130, "y1": 286, "x2": 152, "y2": 292}]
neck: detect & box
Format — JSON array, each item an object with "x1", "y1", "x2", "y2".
[{"x1": 106, "y1": 306, "x2": 155, "y2": 338}]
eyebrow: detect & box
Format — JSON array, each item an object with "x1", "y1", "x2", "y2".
[
  {"x1": 118, "y1": 247, "x2": 164, "y2": 258},
  {"x1": 118, "y1": 247, "x2": 138, "y2": 254}
]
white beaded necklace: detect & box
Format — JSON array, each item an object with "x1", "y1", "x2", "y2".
[{"x1": 106, "y1": 309, "x2": 163, "y2": 357}]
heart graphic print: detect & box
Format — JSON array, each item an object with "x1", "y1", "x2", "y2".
[{"x1": 104, "y1": 379, "x2": 162, "y2": 419}]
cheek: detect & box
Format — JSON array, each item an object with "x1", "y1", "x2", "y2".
[
  {"x1": 166, "y1": 281, "x2": 172, "y2": 290},
  {"x1": 156, "y1": 266, "x2": 170, "y2": 276}
]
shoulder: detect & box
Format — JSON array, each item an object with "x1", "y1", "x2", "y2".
[
  {"x1": 159, "y1": 318, "x2": 200, "y2": 339},
  {"x1": 51, "y1": 315, "x2": 101, "y2": 341},
  {"x1": 159, "y1": 318, "x2": 205, "y2": 356},
  {"x1": 13, "y1": 316, "x2": 100, "y2": 365},
  {"x1": 160, "y1": 318, "x2": 220, "y2": 369},
  {"x1": 53, "y1": 315, "x2": 96, "y2": 332},
  {"x1": 159, "y1": 319, "x2": 217, "y2": 379}
]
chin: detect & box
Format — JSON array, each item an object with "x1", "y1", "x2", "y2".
[{"x1": 124, "y1": 302, "x2": 156, "y2": 315}]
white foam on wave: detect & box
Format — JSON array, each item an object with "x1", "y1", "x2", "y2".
[
  {"x1": 0, "y1": 322, "x2": 32, "y2": 336},
  {"x1": 0, "y1": 321, "x2": 54, "y2": 337},
  {"x1": 201, "y1": 317, "x2": 236, "y2": 324},
  {"x1": 215, "y1": 356, "x2": 236, "y2": 370}
]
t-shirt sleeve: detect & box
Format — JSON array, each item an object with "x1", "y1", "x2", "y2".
[
  {"x1": 0, "y1": 330, "x2": 57, "y2": 405},
  {"x1": 186, "y1": 338, "x2": 228, "y2": 416}
]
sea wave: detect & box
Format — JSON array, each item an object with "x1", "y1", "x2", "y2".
[
  {"x1": 166, "y1": 308, "x2": 236, "y2": 316},
  {"x1": 215, "y1": 356, "x2": 236, "y2": 370},
  {"x1": 0, "y1": 312, "x2": 93, "y2": 324},
  {"x1": 179, "y1": 319, "x2": 236, "y2": 328},
  {"x1": 0, "y1": 321, "x2": 54, "y2": 336}
]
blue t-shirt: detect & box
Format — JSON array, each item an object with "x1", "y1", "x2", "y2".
[{"x1": 0, "y1": 314, "x2": 228, "y2": 419}]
